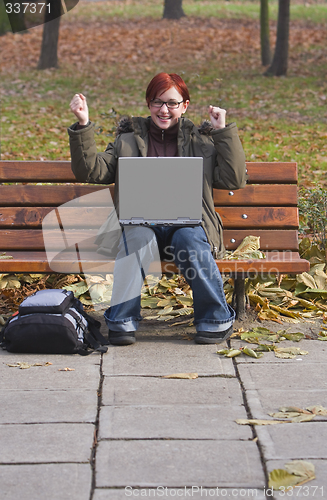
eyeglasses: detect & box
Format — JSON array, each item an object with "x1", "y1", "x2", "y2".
[{"x1": 150, "y1": 99, "x2": 184, "y2": 109}]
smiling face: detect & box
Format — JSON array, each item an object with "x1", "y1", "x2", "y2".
[{"x1": 149, "y1": 86, "x2": 189, "y2": 130}]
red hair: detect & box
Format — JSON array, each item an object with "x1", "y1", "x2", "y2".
[{"x1": 145, "y1": 73, "x2": 190, "y2": 106}]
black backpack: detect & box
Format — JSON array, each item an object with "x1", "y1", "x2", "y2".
[{"x1": 0, "y1": 289, "x2": 109, "y2": 355}]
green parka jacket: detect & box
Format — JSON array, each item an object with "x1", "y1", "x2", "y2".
[{"x1": 68, "y1": 116, "x2": 247, "y2": 259}]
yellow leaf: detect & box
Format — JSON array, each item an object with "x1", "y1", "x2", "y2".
[
  {"x1": 285, "y1": 460, "x2": 315, "y2": 482},
  {"x1": 274, "y1": 347, "x2": 309, "y2": 359},
  {"x1": 157, "y1": 306, "x2": 174, "y2": 316},
  {"x1": 306, "y1": 405, "x2": 327, "y2": 416},
  {"x1": 226, "y1": 349, "x2": 242, "y2": 358},
  {"x1": 236, "y1": 419, "x2": 289, "y2": 426},
  {"x1": 297, "y1": 272, "x2": 317, "y2": 289},
  {"x1": 157, "y1": 315, "x2": 175, "y2": 321},
  {"x1": 162, "y1": 373, "x2": 198, "y2": 379},
  {"x1": 291, "y1": 414, "x2": 315, "y2": 423},
  {"x1": 268, "y1": 469, "x2": 301, "y2": 489}
]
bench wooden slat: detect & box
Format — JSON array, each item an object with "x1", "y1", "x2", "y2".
[
  {"x1": 0, "y1": 161, "x2": 77, "y2": 182},
  {"x1": 246, "y1": 162, "x2": 297, "y2": 184},
  {"x1": 0, "y1": 250, "x2": 309, "y2": 275},
  {"x1": 0, "y1": 229, "x2": 98, "y2": 250},
  {"x1": 0, "y1": 205, "x2": 300, "y2": 231},
  {"x1": 223, "y1": 230, "x2": 300, "y2": 251},
  {"x1": 0, "y1": 160, "x2": 297, "y2": 184},
  {"x1": 0, "y1": 207, "x2": 112, "y2": 228},
  {"x1": 0, "y1": 229, "x2": 301, "y2": 252},
  {"x1": 218, "y1": 207, "x2": 299, "y2": 229},
  {"x1": 214, "y1": 184, "x2": 297, "y2": 206},
  {"x1": 0, "y1": 185, "x2": 114, "y2": 207}
]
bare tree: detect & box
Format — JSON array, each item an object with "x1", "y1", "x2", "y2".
[
  {"x1": 163, "y1": 0, "x2": 186, "y2": 20},
  {"x1": 0, "y1": 0, "x2": 26, "y2": 35},
  {"x1": 37, "y1": 0, "x2": 61, "y2": 69},
  {"x1": 264, "y1": 0, "x2": 290, "y2": 76},
  {"x1": 260, "y1": 0, "x2": 271, "y2": 66}
]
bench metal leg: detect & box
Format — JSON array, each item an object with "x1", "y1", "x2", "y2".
[{"x1": 232, "y1": 275, "x2": 246, "y2": 320}]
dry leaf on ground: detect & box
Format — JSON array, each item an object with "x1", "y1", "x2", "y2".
[
  {"x1": 162, "y1": 373, "x2": 198, "y2": 379},
  {"x1": 236, "y1": 419, "x2": 289, "y2": 426},
  {"x1": 6, "y1": 361, "x2": 52, "y2": 369},
  {"x1": 269, "y1": 461, "x2": 315, "y2": 489},
  {"x1": 274, "y1": 347, "x2": 309, "y2": 359}
]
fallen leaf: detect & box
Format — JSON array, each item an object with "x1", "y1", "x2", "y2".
[
  {"x1": 279, "y1": 406, "x2": 312, "y2": 414},
  {"x1": 291, "y1": 414, "x2": 315, "y2": 423},
  {"x1": 236, "y1": 418, "x2": 289, "y2": 426},
  {"x1": 242, "y1": 346, "x2": 262, "y2": 358},
  {"x1": 6, "y1": 361, "x2": 52, "y2": 369},
  {"x1": 285, "y1": 460, "x2": 316, "y2": 482},
  {"x1": 58, "y1": 367, "x2": 75, "y2": 371},
  {"x1": 217, "y1": 348, "x2": 242, "y2": 358},
  {"x1": 162, "y1": 372, "x2": 198, "y2": 379},
  {"x1": 274, "y1": 347, "x2": 309, "y2": 359},
  {"x1": 156, "y1": 315, "x2": 175, "y2": 321},
  {"x1": 268, "y1": 468, "x2": 302, "y2": 489},
  {"x1": 306, "y1": 405, "x2": 327, "y2": 416}
]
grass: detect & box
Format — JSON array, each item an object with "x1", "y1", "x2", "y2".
[
  {"x1": 0, "y1": 0, "x2": 326, "y2": 187},
  {"x1": 68, "y1": 0, "x2": 327, "y2": 23}
]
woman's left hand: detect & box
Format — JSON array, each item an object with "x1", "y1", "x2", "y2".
[{"x1": 208, "y1": 105, "x2": 226, "y2": 129}]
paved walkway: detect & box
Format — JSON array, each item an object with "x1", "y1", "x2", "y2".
[{"x1": 0, "y1": 314, "x2": 326, "y2": 500}]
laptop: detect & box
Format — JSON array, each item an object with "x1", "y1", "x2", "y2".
[{"x1": 118, "y1": 157, "x2": 203, "y2": 226}]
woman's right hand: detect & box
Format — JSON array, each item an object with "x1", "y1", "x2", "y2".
[{"x1": 70, "y1": 93, "x2": 89, "y2": 126}]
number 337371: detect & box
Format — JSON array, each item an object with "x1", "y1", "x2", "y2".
[{"x1": 5, "y1": 3, "x2": 51, "y2": 14}]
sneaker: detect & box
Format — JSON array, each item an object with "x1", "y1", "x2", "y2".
[
  {"x1": 194, "y1": 326, "x2": 234, "y2": 345},
  {"x1": 109, "y1": 330, "x2": 136, "y2": 346}
]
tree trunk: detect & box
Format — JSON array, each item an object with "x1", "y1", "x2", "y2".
[
  {"x1": 0, "y1": 0, "x2": 12, "y2": 35},
  {"x1": 163, "y1": 0, "x2": 186, "y2": 20},
  {"x1": 0, "y1": 0, "x2": 26, "y2": 35},
  {"x1": 37, "y1": 0, "x2": 61, "y2": 69},
  {"x1": 264, "y1": 0, "x2": 290, "y2": 76},
  {"x1": 260, "y1": 0, "x2": 271, "y2": 66}
]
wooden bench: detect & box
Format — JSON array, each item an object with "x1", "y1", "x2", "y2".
[{"x1": 0, "y1": 160, "x2": 310, "y2": 318}]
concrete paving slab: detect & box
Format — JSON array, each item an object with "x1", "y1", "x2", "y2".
[
  {"x1": 266, "y1": 459, "x2": 326, "y2": 498},
  {"x1": 237, "y1": 363, "x2": 327, "y2": 391},
  {"x1": 0, "y1": 463, "x2": 92, "y2": 500},
  {"x1": 0, "y1": 390, "x2": 97, "y2": 424},
  {"x1": 96, "y1": 440, "x2": 265, "y2": 488},
  {"x1": 0, "y1": 423, "x2": 94, "y2": 463},
  {"x1": 0, "y1": 353, "x2": 101, "y2": 390},
  {"x1": 231, "y1": 339, "x2": 327, "y2": 364},
  {"x1": 98, "y1": 404, "x2": 251, "y2": 440},
  {"x1": 93, "y1": 487, "x2": 268, "y2": 500},
  {"x1": 101, "y1": 376, "x2": 243, "y2": 406},
  {"x1": 245, "y1": 389, "x2": 327, "y2": 421},
  {"x1": 102, "y1": 341, "x2": 235, "y2": 377},
  {"x1": 255, "y1": 422, "x2": 327, "y2": 460}
]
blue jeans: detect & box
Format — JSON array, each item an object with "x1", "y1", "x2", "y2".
[{"x1": 104, "y1": 225, "x2": 235, "y2": 333}]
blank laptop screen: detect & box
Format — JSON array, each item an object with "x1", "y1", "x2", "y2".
[{"x1": 118, "y1": 157, "x2": 203, "y2": 226}]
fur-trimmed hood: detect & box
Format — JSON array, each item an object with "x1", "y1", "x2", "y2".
[{"x1": 116, "y1": 116, "x2": 214, "y2": 136}]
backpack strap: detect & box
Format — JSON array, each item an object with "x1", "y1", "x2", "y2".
[
  {"x1": 0, "y1": 313, "x2": 17, "y2": 350},
  {"x1": 83, "y1": 311, "x2": 109, "y2": 346},
  {"x1": 69, "y1": 307, "x2": 109, "y2": 355}
]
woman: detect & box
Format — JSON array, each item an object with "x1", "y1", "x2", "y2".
[{"x1": 68, "y1": 72, "x2": 247, "y2": 346}]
